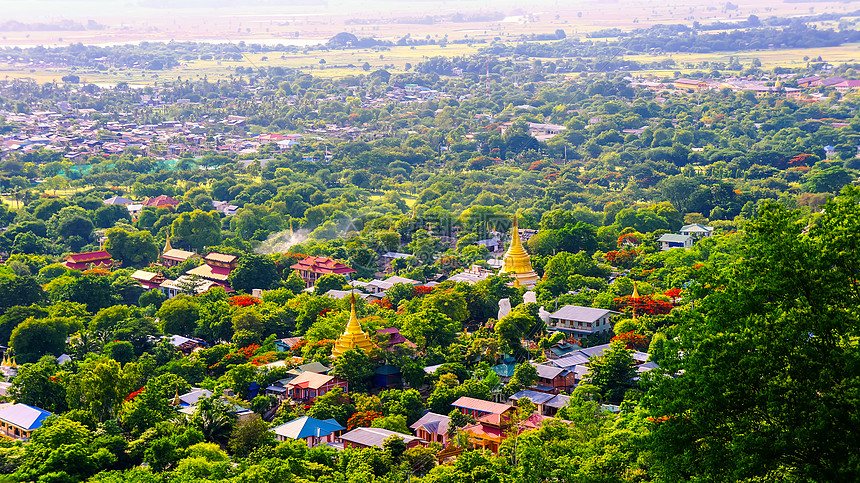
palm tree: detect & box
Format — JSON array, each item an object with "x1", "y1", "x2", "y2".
[{"x1": 193, "y1": 396, "x2": 236, "y2": 445}]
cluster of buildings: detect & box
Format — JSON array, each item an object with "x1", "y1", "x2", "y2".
[{"x1": 632, "y1": 73, "x2": 860, "y2": 100}]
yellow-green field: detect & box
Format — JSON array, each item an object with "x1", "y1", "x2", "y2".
[{"x1": 6, "y1": 39, "x2": 860, "y2": 86}]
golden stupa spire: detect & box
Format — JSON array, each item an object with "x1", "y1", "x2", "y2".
[
  {"x1": 500, "y1": 211, "x2": 539, "y2": 287},
  {"x1": 164, "y1": 235, "x2": 172, "y2": 253},
  {"x1": 10, "y1": 357, "x2": 17, "y2": 369},
  {"x1": 632, "y1": 281, "x2": 640, "y2": 321},
  {"x1": 172, "y1": 389, "x2": 181, "y2": 407},
  {"x1": 331, "y1": 292, "x2": 375, "y2": 358},
  {"x1": 1, "y1": 353, "x2": 8, "y2": 367}
]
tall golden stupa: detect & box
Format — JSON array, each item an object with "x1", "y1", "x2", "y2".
[
  {"x1": 500, "y1": 212, "x2": 540, "y2": 287},
  {"x1": 331, "y1": 293, "x2": 375, "y2": 357}
]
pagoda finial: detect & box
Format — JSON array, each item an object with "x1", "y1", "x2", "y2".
[
  {"x1": 346, "y1": 292, "x2": 362, "y2": 335},
  {"x1": 164, "y1": 235, "x2": 172, "y2": 253},
  {"x1": 632, "y1": 281, "x2": 640, "y2": 321},
  {"x1": 511, "y1": 211, "x2": 521, "y2": 246},
  {"x1": 172, "y1": 389, "x2": 181, "y2": 407}
]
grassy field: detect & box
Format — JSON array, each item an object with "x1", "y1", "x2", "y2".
[{"x1": 1, "y1": 0, "x2": 859, "y2": 84}]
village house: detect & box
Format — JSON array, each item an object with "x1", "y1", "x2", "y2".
[
  {"x1": 410, "y1": 412, "x2": 451, "y2": 446},
  {"x1": 673, "y1": 78, "x2": 709, "y2": 90},
  {"x1": 130, "y1": 269, "x2": 165, "y2": 290},
  {"x1": 508, "y1": 390, "x2": 572, "y2": 416},
  {"x1": 547, "y1": 305, "x2": 618, "y2": 342},
  {"x1": 284, "y1": 372, "x2": 348, "y2": 403},
  {"x1": 270, "y1": 416, "x2": 345, "y2": 447},
  {"x1": 0, "y1": 404, "x2": 52, "y2": 441},
  {"x1": 142, "y1": 195, "x2": 180, "y2": 210},
  {"x1": 679, "y1": 223, "x2": 714, "y2": 239},
  {"x1": 291, "y1": 255, "x2": 356, "y2": 288},
  {"x1": 657, "y1": 233, "x2": 694, "y2": 250}
]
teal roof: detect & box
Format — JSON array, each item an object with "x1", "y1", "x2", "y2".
[
  {"x1": 375, "y1": 364, "x2": 401, "y2": 375},
  {"x1": 491, "y1": 363, "x2": 517, "y2": 378}
]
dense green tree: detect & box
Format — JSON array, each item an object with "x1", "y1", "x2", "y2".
[
  {"x1": 104, "y1": 227, "x2": 159, "y2": 267},
  {"x1": 156, "y1": 295, "x2": 199, "y2": 337},
  {"x1": 11, "y1": 316, "x2": 81, "y2": 363},
  {"x1": 331, "y1": 348, "x2": 375, "y2": 392},
  {"x1": 0, "y1": 276, "x2": 44, "y2": 314},
  {"x1": 228, "y1": 254, "x2": 279, "y2": 293},
  {"x1": 582, "y1": 339, "x2": 636, "y2": 404},
  {"x1": 9, "y1": 355, "x2": 69, "y2": 413},
  {"x1": 313, "y1": 273, "x2": 348, "y2": 295},
  {"x1": 646, "y1": 192, "x2": 860, "y2": 481},
  {"x1": 57, "y1": 273, "x2": 117, "y2": 312},
  {"x1": 228, "y1": 414, "x2": 275, "y2": 457},
  {"x1": 170, "y1": 210, "x2": 222, "y2": 251}
]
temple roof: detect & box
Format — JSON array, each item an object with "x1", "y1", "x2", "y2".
[{"x1": 291, "y1": 256, "x2": 356, "y2": 275}]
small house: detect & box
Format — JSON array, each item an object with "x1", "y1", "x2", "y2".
[
  {"x1": 0, "y1": 404, "x2": 52, "y2": 441},
  {"x1": 410, "y1": 412, "x2": 451, "y2": 446},
  {"x1": 271, "y1": 416, "x2": 345, "y2": 447}
]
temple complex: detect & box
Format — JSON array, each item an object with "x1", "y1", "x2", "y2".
[
  {"x1": 331, "y1": 293, "x2": 375, "y2": 358},
  {"x1": 499, "y1": 213, "x2": 540, "y2": 287}
]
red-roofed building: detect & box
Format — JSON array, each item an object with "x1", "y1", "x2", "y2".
[
  {"x1": 290, "y1": 256, "x2": 356, "y2": 288},
  {"x1": 62, "y1": 251, "x2": 115, "y2": 271},
  {"x1": 142, "y1": 195, "x2": 180, "y2": 209}
]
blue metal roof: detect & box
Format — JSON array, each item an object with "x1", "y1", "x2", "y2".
[
  {"x1": 0, "y1": 404, "x2": 52, "y2": 430},
  {"x1": 271, "y1": 416, "x2": 345, "y2": 440},
  {"x1": 508, "y1": 389, "x2": 555, "y2": 405}
]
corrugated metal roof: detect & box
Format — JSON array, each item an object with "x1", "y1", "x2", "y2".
[
  {"x1": 508, "y1": 389, "x2": 555, "y2": 405},
  {"x1": 451, "y1": 396, "x2": 511, "y2": 415},
  {"x1": 533, "y1": 363, "x2": 564, "y2": 380},
  {"x1": 340, "y1": 427, "x2": 421, "y2": 447},
  {"x1": 0, "y1": 404, "x2": 51, "y2": 430},
  {"x1": 550, "y1": 305, "x2": 616, "y2": 323},
  {"x1": 271, "y1": 416, "x2": 344, "y2": 440}
]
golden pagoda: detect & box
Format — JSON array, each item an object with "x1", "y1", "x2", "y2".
[
  {"x1": 331, "y1": 293, "x2": 375, "y2": 358},
  {"x1": 163, "y1": 235, "x2": 172, "y2": 253},
  {"x1": 500, "y1": 212, "x2": 539, "y2": 287}
]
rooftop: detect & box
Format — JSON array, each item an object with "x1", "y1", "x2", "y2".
[
  {"x1": 339, "y1": 427, "x2": 422, "y2": 448},
  {"x1": 550, "y1": 305, "x2": 618, "y2": 323},
  {"x1": 0, "y1": 404, "x2": 51, "y2": 430},
  {"x1": 271, "y1": 416, "x2": 345, "y2": 440}
]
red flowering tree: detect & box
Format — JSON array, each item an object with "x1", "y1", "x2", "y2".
[
  {"x1": 664, "y1": 288, "x2": 682, "y2": 303},
  {"x1": 229, "y1": 294, "x2": 261, "y2": 307},
  {"x1": 347, "y1": 411, "x2": 383, "y2": 430},
  {"x1": 370, "y1": 299, "x2": 394, "y2": 311},
  {"x1": 611, "y1": 331, "x2": 650, "y2": 351},
  {"x1": 414, "y1": 285, "x2": 434, "y2": 296},
  {"x1": 612, "y1": 295, "x2": 674, "y2": 316},
  {"x1": 604, "y1": 250, "x2": 639, "y2": 268},
  {"x1": 249, "y1": 352, "x2": 277, "y2": 366},
  {"x1": 617, "y1": 232, "x2": 643, "y2": 248}
]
